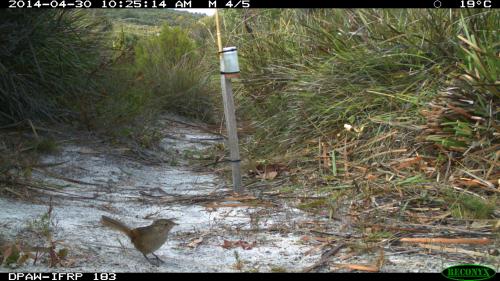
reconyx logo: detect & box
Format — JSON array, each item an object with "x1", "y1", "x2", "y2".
[{"x1": 442, "y1": 264, "x2": 496, "y2": 281}]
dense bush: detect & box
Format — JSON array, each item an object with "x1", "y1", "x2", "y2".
[
  {"x1": 134, "y1": 24, "x2": 216, "y2": 121},
  {"x1": 0, "y1": 10, "x2": 107, "y2": 125},
  {"x1": 222, "y1": 9, "x2": 498, "y2": 161},
  {"x1": 0, "y1": 9, "x2": 218, "y2": 140}
]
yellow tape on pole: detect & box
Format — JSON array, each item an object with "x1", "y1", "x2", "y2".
[{"x1": 215, "y1": 9, "x2": 223, "y2": 54}]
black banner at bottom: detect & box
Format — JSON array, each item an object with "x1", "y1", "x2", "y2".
[{"x1": 1, "y1": 272, "x2": 448, "y2": 281}]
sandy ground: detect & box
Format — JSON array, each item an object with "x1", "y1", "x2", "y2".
[{"x1": 1, "y1": 115, "x2": 498, "y2": 272}]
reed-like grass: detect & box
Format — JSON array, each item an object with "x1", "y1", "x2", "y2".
[{"x1": 222, "y1": 9, "x2": 498, "y2": 167}]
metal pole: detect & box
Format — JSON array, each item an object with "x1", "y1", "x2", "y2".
[{"x1": 215, "y1": 10, "x2": 243, "y2": 194}]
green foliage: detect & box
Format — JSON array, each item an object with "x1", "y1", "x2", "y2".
[
  {"x1": 135, "y1": 25, "x2": 196, "y2": 69},
  {"x1": 112, "y1": 28, "x2": 140, "y2": 50},
  {"x1": 397, "y1": 175, "x2": 428, "y2": 186},
  {"x1": 270, "y1": 266, "x2": 287, "y2": 272},
  {"x1": 0, "y1": 9, "x2": 216, "y2": 145},
  {"x1": 93, "y1": 9, "x2": 204, "y2": 27},
  {"x1": 2, "y1": 245, "x2": 20, "y2": 266},
  {"x1": 456, "y1": 12, "x2": 499, "y2": 98},
  {"x1": 221, "y1": 9, "x2": 498, "y2": 160},
  {"x1": 30, "y1": 138, "x2": 58, "y2": 154},
  {"x1": 56, "y1": 12, "x2": 219, "y2": 144},
  {"x1": 421, "y1": 11, "x2": 498, "y2": 156},
  {"x1": 0, "y1": 10, "x2": 107, "y2": 125},
  {"x1": 445, "y1": 191, "x2": 496, "y2": 219},
  {"x1": 134, "y1": 24, "x2": 216, "y2": 121},
  {"x1": 365, "y1": 230, "x2": 394, "y2": 242},
  {"x1": 94, "y1": 61, "x2": 151, "y2": 132},
  {"x1": 298, "y1": 198, "x2": 329, "y2": 211},
  {"x1": 27, "y1": 212, "x2": 52, "y2": 238}
]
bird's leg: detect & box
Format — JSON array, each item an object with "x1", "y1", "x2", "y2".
[
  {"x1": 143, "y1": 254, "x2": 160, "y2": 266},
  {"x1": 151, "y1": 253, "x2": 165, "y2": 264}
]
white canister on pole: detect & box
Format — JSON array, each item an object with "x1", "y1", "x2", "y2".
[{"x1": 220, "y1": 46, "x2": 240, "y2": 74}]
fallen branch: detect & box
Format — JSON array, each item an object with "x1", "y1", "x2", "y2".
[
  {"x1": 451, "y1": 185, "x2": 487, "y2": 200},
  {"x1": 23, "y1": 185, "x2": 100, "y2": 201},
  {"x1": 397, "y1": 222, "x2": 493, "y2": 236},
  {"x1": 223, "y1": 195, "x2": 257, "y2": 201},
  {"x1": 336, "y1": 264, "x2": 379, "y2": 272},
  {"x1": 399, "y1": 237, "x2": 491, "y2": 245},
  {"x1": 304, "y1": 241, "x2": 332, "y2": 256},
  {"x1": 33, "y1": 168, "x2": 103, "y2": 187},
  {"x1": 301, "y1": 236, "x2": 336, "y2": 244},
  {"x1": 416, "y1": 243, "x2": 500, "y2": 260},
  {"x1": 309, "y1": 230, "x2": 362, "y2": 239},
  {"x1": 362, "y1": 149, "x2": 408, "y2": 162},
  {"x1": 302, "y1": 243, "x2": 346, "y2": 272},
  {"x1": 205, "y1": 202, "x2": 252, "y2": 209},
  {"x1": 162, "y1": 117, "x2": 226, "y2": 138},
  {"x1": 459, "y1": 169, "x2": 498, "y2": 190}
]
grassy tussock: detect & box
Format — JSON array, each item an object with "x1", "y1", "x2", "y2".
[{"x1": 222, "y1": 10, "x2": 498, "y2": 177}]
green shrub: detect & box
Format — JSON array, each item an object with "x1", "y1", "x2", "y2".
[
  {"x1": 0, "y1": 10, "x2": 107, "y2": 125},
  {"x1": 134, "y1": 24, "x2": 216, "y2": 122}
]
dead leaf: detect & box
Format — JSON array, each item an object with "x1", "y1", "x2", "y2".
[
  {"x1": 392, "y1": 156, "x2": 422, "y2": 170},
  {"x1": 17, "y1": 254, "x2": 31, "y2": 265},
  {"x1": 59, "y1": 258, "x2": 77, "y2": 267},
  {"x1": 375, "y1": 248, "x2": 385, "y2": 269},
  {"x1": 239, "y1": 241, "x2": 255, "y2": 250},
  {"x1": 252, "y1": 163, "x2": 288, "y2": 180},
  {"x1": 222, "y1": 240, "x2": 233, "y2": 249},
  {"x1": 2, "y1": 244, "x2": 12, "y2": 264},
  {"x1": 222, "y1": 240, "x2": 256, "y2": 250},
  {"x1": 224, "y1": 195, "x2": 257, "y2": 201},
  {"x1": 338, "y1": 252, "x2": 356, "y2": 261},
  {"x1": 257, "y1": 170, "x2": 278, "y2": 180},
  {"x1": 188, "y1": 236, "x2": 205, "y2": 249}
]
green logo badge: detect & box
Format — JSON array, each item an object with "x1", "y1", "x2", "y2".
[{"x1": 442, "y1": 264, "x2": 496, "y2": 281}]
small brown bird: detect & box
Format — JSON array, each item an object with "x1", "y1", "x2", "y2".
[{"x1": 101, "y1": 215, "x2": 177, "y2": 265}]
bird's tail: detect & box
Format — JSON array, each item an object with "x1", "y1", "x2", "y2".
[{"x1": 101, "y1": 215, "x2": 132, "y2": 238}]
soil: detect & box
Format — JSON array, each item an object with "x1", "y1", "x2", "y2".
[{"x1": 0, "y1": 115, "x2": 498, "y2": 272}]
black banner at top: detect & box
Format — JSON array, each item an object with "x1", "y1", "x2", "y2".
[{"x1": 2, "y1": 0, "x2": 499, "y2": 8}]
